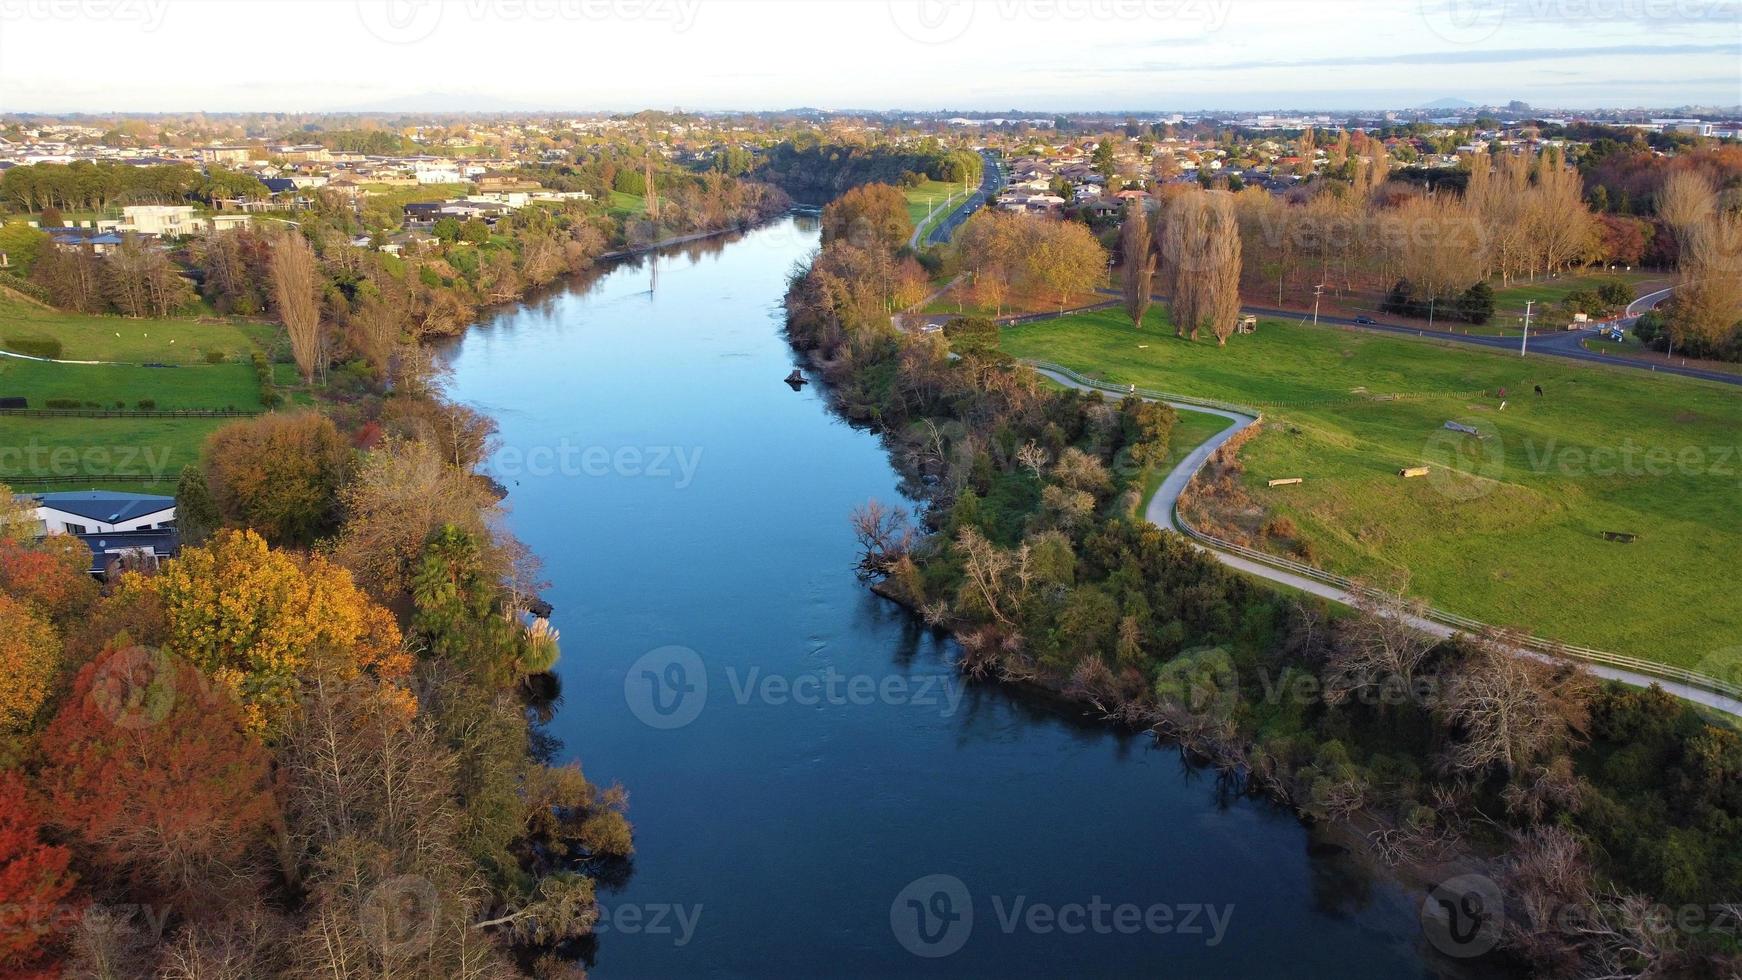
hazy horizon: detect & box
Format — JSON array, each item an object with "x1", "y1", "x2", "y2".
[{"x1": 1, "y1": 0, "x2": 1737, "y2": 114}]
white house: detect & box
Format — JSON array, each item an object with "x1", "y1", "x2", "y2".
[
  {"x1": 118, "y1": 205, "x2": 206, "y2": 237},
  {"x1": 27, "y1": 490, "x2": 176, "y2": 535}
]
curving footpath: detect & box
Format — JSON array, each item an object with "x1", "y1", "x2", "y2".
[{"x1": 1028, "y1": 363, "x2": 1742, "y2": 719}]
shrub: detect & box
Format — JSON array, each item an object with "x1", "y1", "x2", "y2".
[
  {"x1": 44, "y1": 398, "x2": 80, "y2": 409},
  {"x1": 4, "y1": 336, "x2": 61, "y2": 360},
  {"x1": 135, "y1": 399, "x2": 156, "y2": 410},
  {"x1": 204, "y1": 350, "x2": 228, "y2": 364}
]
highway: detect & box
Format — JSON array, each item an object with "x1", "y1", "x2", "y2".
[{"x1": 923, "y1": 150, "x2": 1004, "y2": 247}]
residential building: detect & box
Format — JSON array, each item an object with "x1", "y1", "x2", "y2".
[{"x1": 118, "y1": 204, "x2": 205, "y2": 237}]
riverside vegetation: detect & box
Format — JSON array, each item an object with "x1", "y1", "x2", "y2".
[
  {"x1": 786, "y1": 183, "x2": 1742, "y2": 977},
  {"x1": 0, "y1": 161, "x2": 792, "y2": 976}
]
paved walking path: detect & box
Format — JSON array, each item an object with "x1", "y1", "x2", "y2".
[{"x1": 1029, "y1": 365, "x2": 1742, "y2": 718}]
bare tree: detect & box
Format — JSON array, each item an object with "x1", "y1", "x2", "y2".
[
  {"x1": 1323, "y1": 591, "x2": 1439, "y2": 705},
  {"x1": 849, "y1": 499, "x2": 915, "y2": 580},
  {"x1": 270, "y1": 230, "x2": 324, "y2": 384},
  {"x1": 1437, "y1": 632, "x2": 1594, "y2": 781}
]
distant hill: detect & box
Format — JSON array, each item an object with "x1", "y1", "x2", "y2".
[
  {"x1": 1419, "y1": 97, "x2": 1480, "y2": 110},
  {"x1": 327, "y1": 92, "x2": 569, "y2": 114}
]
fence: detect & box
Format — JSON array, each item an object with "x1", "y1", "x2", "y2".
[
  {"x1": 1023, "y1": 358, "x2": 1742, "y2": 704},
  {"x1": 2, "y1": 474, "x2": 172, "y2": 487},
  {"x1": 0, "y1": 407, "x2": 259, "y2": 418}
]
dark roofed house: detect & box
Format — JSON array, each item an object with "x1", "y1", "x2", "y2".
[
  {"x1": 12, "y1": 490, "x2": 181, "y2": 577},
  {"x1": 261, "y1": 177, "x2": 297, "y2": 194},
  {"x1": 45, "y1": 227, "x2": 124, "y2": 255}
]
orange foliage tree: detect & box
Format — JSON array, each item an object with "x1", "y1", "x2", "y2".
[
  {"x1": 0, "y1": 771, "x2": 78, "y2": 978},
  {"x1": 0, "y1": 535, "x2": 99, "y2": 623},
  {"x1": 37, "y1": 640, "x2": 276, "y2": 905},
  {"x1": 129, "y1": 529, "x2": 411, "y2": 735}
]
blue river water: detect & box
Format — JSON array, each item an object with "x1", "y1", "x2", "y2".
[{"x1": 439, "y1": 215, "x2": 1443, "y2": 978}]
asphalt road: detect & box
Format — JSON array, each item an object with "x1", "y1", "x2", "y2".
[
  {"x1": 1241, "y1": 284, "x2": 1741, "y2": 388},
  {"x1": 923, "y1": 150, "x2": 1003, "y2": 248}
]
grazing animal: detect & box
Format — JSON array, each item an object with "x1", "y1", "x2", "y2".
[{"x1": 1534, "y1": 385, "x2": 1543, "y2": 396}]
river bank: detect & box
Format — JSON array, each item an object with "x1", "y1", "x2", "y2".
[{"x1": 440, "y1": 214, "x2": 1440, "y2": 977}]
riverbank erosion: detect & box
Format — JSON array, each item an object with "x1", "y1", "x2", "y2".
[{"x1": 784, "y1": 199, "x2": 1742, "y2": 978}]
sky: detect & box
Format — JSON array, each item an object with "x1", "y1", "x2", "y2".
[{"x1": 0, "y1": 0, "x2": 1737, "y2": 113}]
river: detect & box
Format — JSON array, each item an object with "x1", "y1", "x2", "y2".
[{"x1": 439, "y1": 215, "x2": 1442, "y2": 978}]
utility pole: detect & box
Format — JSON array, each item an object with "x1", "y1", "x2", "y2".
[
  {"x1": 1521, "y1": 300, "x2": 1533, "y2": 356},
  {"x1": 1427, "y1": 295, "x2": 1436, "y2": 330},
  {"x1": 1312, "y1": 284, "x2": 1324, "y2": 326}
]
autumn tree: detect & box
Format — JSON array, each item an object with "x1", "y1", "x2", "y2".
[
  {"x1": 822, "y1": 182, "x2": 912, "y2": 251},
  {"x1": 202, "y1": 410, "x2": 351, "y2": 546},
  {"x1": 104, "y1": 234, "x2": 190, "y2": 318},
  {"x1": 138, "y1": 529, "x2": 410, "y2": 734},
  {"x1": 0, "y1": 534, "x2": 99, "y2": 624},
  {"x1": 0, "y1": 772, "x2": 78, "y2": 977},
  {"x1": 335, "y1": 437, "x2": 498, "y2": 600},
  {"x1": 270, "y1": 230, "x2": 324, "y2": 383},
  {"x1": 0, "y1": 594, "x2": 60, "y2": 739},
  {"x1": 38, "y1": 640, "x2": 276, "y2": 905}
]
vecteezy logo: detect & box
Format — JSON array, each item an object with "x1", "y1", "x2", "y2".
[
  {"x1": 1419, "y1": 0, "x2": 1507, "y2": 45},
  {"x1": 890, "y1": 874, "x2": 973, "y2": 958},
  {"x1": 357, "y1": 0, "x2": 444, "y2": 44},
  {"x1": 625, "y1": 645, "x2": 707, "y2": 729},
  {"x1": 1420, "y1": 873, "x2": 1504, "y2": 958},
  {"x1": 1421, "y1": 418, "x2": 1506, "y2": 502},
  {"x1": 361, "y1": 874, "x2": 440, "y2": 956},
  {"x1": 888, "y1": 0, "x2": 976, "y2": 44}
]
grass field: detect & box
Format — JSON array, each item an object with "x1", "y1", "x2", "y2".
[
  {"x1": 0, "y1": 301, "x2": 268, "y2": 491},
  {"x1": 1490, "y1": 271, "x2": 1665, "y2": 313},
  {"x1": 901, "y1": 180, "x2": 962, "y2": 231},
  {"x1": 361, "y1": 182, "x2": 472, "y2": 210},
  {"x1": 0, "y1": 296, "x2": 272, "y2": 364},
  {"x1": 1002, "y1": 306, "x2": 1742, "y2": 668}
]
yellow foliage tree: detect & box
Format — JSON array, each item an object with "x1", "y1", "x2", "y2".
[
  {"x1": 133, "y1": 529, "x2": 411, "y2": 734},
  {"x1": 0, "y1": 592, "x2": 60, "y2": 736}
]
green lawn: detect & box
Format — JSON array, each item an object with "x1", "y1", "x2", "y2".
[
  {"x1": 0, "y1": 358, "x2": 260, "y2": 410},
  {"x1": 1002, "y1": 306, "x2": 1742, "y2": 669},
  {"x1": 0, "y1": 296, "x2": 271, "y2": 364},
  {"x1": 360, "y1": 182, "x2": 472, "y2": 210},
  {"x1": 606, "y1": 191, "x2": 648, "y2": 220},
  {"x1": 0, "y1": 415, "x2": 228, "y2": 491},
  {"x1": 1491, "y1": 271, "x2": 1664, "y2": 314},
  {"x1": 902, "y1": 180, "x2": 963, "y2": 238}
]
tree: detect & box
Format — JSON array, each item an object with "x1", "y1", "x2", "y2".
[
  {"x1": 0, "y1": 534, "x2": 99, "y2": 624},
  {"x1": 335, "y1": 437, "x2": 497, "y2": 600},
  {"x1": 1120, "y1": 199, "x2": 1154, "y2": 329},
  {"x1": 0, "y1": 594, "x2": 60, "y2": 737},
  {"x1": 202, "y1": 411, "x2": 351, "y2": 546},
  {"x1": 173, "y1": 465, "x2": 220, "y2": 548},
  {"x1": 0, "y1": 772, "x2": 78, "y2": 977},
  {"x1": 139, "y1": 529, "x2": 410, "y2": 735},
  {"x1": 1437, "y1": 633, "x2": 1594, "y2": 781},
  {"x1": 270, "y1": 230, "x2": 323, "y2": 384},
  {"x1": 413, "y1": 525, "x2": 554, "y2": 685},
  {"x1": 1160, "y1": 189, "x2": 1242, "y2": 343},
  {"x1": 103, "y1": 234, "x2": 189, "y2": 317},
  {"x1": 821, "y1": 183, "x2": 912, "y2": 251},
  {"x1": 38, "y1": 640, "x2": 276, "y2": 905}
]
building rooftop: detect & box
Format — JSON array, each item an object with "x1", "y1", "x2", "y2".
[{"x1": 30, "y1": 490, "x2": 175, "y2": 524}]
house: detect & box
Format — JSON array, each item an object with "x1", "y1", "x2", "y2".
[
  {"x1": 16, "y1": 491, "x2": 180, "y2": 576},
  {"x1": 200, "y1": 146, "x2": 253, "y2": 165},
  {"x1": 260, "y1": 177, "x2": 298, "y2": 194},
  {"x1": 118, "y1": 205, "x2": 205, "y2": 237},
  {"x1": 209, "y1": 213, "x2": 252, "y2": 232},
  {"x1": 45, "y1": 227, "x2": 123, "y2": 254},
  {"x1": 28, "y1": 489, "x2": 176, "y2": 535}
]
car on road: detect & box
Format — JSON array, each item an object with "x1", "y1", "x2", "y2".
[{"x1": 1353, "y1": 315, "x2": 1376, "y2": 325}]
